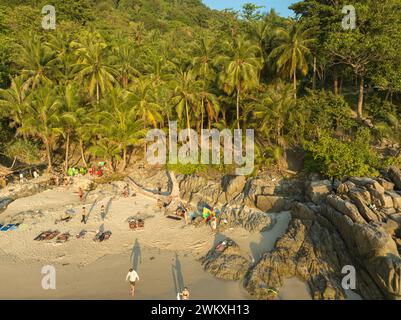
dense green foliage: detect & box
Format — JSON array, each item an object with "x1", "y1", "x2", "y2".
[{"x1": 0, "y1": 0, "x2": 400, "y2": 179}]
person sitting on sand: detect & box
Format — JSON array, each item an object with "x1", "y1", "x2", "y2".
[
  {"x1": 81, "y1": 207, "x2": 87, "y2": 224},
  {"x1": 123, "y1": 185, "x2": 129, "y2": 198},
  {"x1": 126, "y1": 268, "x2": 140, "y2": 297},
  {"x1": 180, "y1": 287, "x2": 190, "y2": 300}
]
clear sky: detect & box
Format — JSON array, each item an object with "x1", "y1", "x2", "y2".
[{"x1": 202, "y1": 0, "x2": 296, "y2": 17}]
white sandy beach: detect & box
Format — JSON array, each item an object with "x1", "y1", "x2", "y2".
[{"x1": 0, "y1": 179, "x2": 312, "y2": 300}]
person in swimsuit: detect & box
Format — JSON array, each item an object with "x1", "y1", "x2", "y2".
[
  {"x1": 180, "y1": 287, "x2": 190, "y2": 300},
  {"x1": 81, "y1": 206, "x2": 87, "y2": 224}
]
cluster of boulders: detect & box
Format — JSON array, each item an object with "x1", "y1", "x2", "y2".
[
  {"x1": 200, "y1": 238, "x2": 250, "y2": 281},
  {"x1": 246, "y1": 166, "x2": 401, "y2": 300}
]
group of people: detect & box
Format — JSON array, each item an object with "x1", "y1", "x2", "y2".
[{"x1": 125, "y1": 268, "x2": 190, "y2": 300}]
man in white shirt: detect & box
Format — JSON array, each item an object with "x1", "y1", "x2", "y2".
[{"x1": 126, "y1": 268, "x2": 140, "y2": 297}]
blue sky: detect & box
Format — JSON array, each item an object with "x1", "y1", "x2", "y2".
[{"x1": 202, "y1": 0, "x2": 296, "y2": 17}]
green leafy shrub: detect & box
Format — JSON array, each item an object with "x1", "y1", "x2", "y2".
[{"x1": 304, "y1": 128, "x2": 381, "y2": 179}]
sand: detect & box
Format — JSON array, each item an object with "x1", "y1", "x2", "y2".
[{"x1": 0, "y1": 179, "x2": 312, "y2": 300}]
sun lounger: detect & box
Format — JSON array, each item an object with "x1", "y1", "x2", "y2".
[
  {"x1": 0, "y1": 224, "x2": 14, "y2": 231},
  {"x1": 34, "y1": 230, "x2": 52, "y2": 241},
  {"x1": 44, "y1": 230, "x2": 60, "y2": 240},
  {"x1": 56, "y1": 232, "x2": 70, "y2": 243},
  {"x1": 129, "y1": 219, "x2": 144, "y2": 231}
]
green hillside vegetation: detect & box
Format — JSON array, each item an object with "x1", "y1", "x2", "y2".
[{"x1": 0, "y1": 0, "x2": 400, "y2": 179}]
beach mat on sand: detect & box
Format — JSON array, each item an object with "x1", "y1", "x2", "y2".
[{"x1": 0, "y1": 224, "x2": 15, "y2": 231}]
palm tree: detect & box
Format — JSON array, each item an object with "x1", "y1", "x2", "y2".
[
  {"x1": 95, "y1": 87, "x2": 144, "y2": 170},
  {"x1": 71, "y1": 32, "x2": 117, "y2": 104},
  {"x1": 129, "y1": 78, "x2": 163, "y2": 154},
  {"x1": 171, "y1": 67, "x2": 201, "y2": 142},
  {"x1": 59, "y1": 84, "x2": 86, "y2": 173},
  {"x1": 112, "y1": 39, "x2": 140, "y2": 87},
  {"x1": 0, "y1": 76, "x2": 31, "y2": 129},
  {"x1": 192, "y1": 36, "x2": 220, "y2": 129},
  {"x1": 218, "y1": 35, "x2": 262, "y2": 130},
  {"x1": 18, "y1": 86, "x2": 62, "y2": 171},
  {"x1": 269, "y1": 21, "x2": 315, "y2": 99},
  {"x1": 15, "y1": 33, "x2": 56, "y2": 89}
]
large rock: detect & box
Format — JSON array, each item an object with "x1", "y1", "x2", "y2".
[
  {"x1": 387, "y1": 191, "x2": 401, "y2": 212},
  {"x1": 223, "y1": 175, "x2": 247, "y2": 202},
  {"x1": 255, "y1": 195, "x2": 290, "y2": 212},
  {"x1": 306, "y1": 180, "x2": 332, "y2": 204},
  {"x1": 326, "y1": 194, "x2": 366, "y2": 224},
  {"x1": 377, "y1": 178, "x2": 395, "y2": 191},
  {"x1": 389, "y1": 167, "x2": 401, "y2": 190},
  {"x1": 348, "y1": 189, "x2": 379, "y2": 222},
  {"x1": 201, "y1": 239, "x2": 250, "y2": 281}
]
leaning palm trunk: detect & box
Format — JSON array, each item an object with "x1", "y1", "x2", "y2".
[
  {"x1": 293, "y1": 69, "x2": 297, "y2": 100},
  {"x1": 357, "y1": 76, "x2": 364, "y2": 119},
  {"x1": 44, "y1": 137, "x2": 53, "y2": 172},
  {"x1": 79, "y1": 139, "x2": 88, "y2": 167},
  {"x1": 65, "y1": 131, "x2": 70, "y2": 174}
]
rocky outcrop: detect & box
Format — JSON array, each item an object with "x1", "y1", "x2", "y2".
[
  {"x1": 306, "y1": 180, "x2": 332, "y2": 204},
  {"x1": 389, "y1": 167, "x2": 401, "y2": 190},
  {"x1": 200, "y1": 239, "x2": 250, "y2": 281}
]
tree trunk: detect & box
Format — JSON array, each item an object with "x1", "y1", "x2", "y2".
[
  {"x1": 293, "y1": 69, "x2": 297, "y2": 100},
  {"x1": 65, "y1": 131, "x2": 70, "y2": 174},
  {"x1": 121, "y1": 147, "x2": 127, "y2": 171},
  {"x1": 44, "y1": 137, "x2": 53, "y2": 172},
  {"x1": 185, "y1": 100, "x2": 192, "y2": 144},
  {"x1": 357, "y1": 76, "x2": 364, "y2": 119},
  {"x1": 79, "y1": 139, "x2": 88, "y2": 167},
  {"x1": 236, "y1": 87, "x2": 241, "y2": 130},
  {"x1": 96, "y1": 82, "x2": 100, "y2": 105},
  {"x1": 333, "y1": 69, "x2": 339, "y2": 95},
  {"x1": 312, "y1": 56, "x2": 317, "y2": 90}
]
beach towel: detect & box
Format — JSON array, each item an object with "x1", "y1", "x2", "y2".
[
  {"x1": 202, "y1": 207, "x2": 212, "y2": 219},
  {"x1": 0, "y1": 224, "x2": 14, "y2": 231}
]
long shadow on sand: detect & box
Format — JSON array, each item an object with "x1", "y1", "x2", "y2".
[
  {"x1": 171, "y1": 253, "x2": 185, "y2": 294},
  {"x1": 131, "y1": 239, "x2": 142, "y2": 271}
]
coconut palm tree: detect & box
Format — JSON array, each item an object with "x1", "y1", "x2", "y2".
[
  {"x1": 217, "y1": 35, "x2": 262, "y2": 130},
  {"x1": 171, "y1": 67, "x2": 201, "y2": 142},
  {"x1": 0, "y1": 76, "x2": 31, "y2": 129},
  {"x1": 128, "y1": 78, "x2": 163, "y2": 154},
  {"x1": 15, "y1": 33, "x2": 56, "y2": 89},
  {"x1": 95, "y1": 87, "x2": 144, "y2": 170},
  {"x1": 59, "y1": 84, "x2": 87, "y2": 173},
  {"x1": 269, "y1": 21, "x2": 315, "y2": 99},
  {"x1": 71, "y1": 32, "x2": 117, "y2": 104},
  {"x1": 18, "y1": 86, "x2": 62, "y2": 171},
  {"x1": 111, "y1": 39, "x2": 140, "y2": 88}
]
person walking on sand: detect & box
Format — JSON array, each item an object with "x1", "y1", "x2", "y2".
[
  {"x1": 79, "y1": 187, "x2": 84, "y2": 203},
  {"x1": 126, "y1": 268, "x2": 140, "y2": 297},
  {"x1": 100, "y1": 205, "x2": 106, "y2": 221},
  {"x1": 81, "y1": 206, "x2": 87, "y2": 224},
  {"x1": 180, "y1": 287, "x2": 190, "y2": 300}
]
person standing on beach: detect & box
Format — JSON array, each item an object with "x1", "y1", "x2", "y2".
[
  {"x1": 81, "y1": 206, "x2": 87, "y2": 224},
  {"x1": 180, "y1": 287, "x2": 190, "y2": 300},
  {"x1": 100, "y1": 205, "x2": 106, "y2": 220},
  {"x1": 126, "y1": 268, "x2": 140, "y2": 297},
  {"x1": 79, "y1": 187, "x2": 84, "y2": 203}
]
